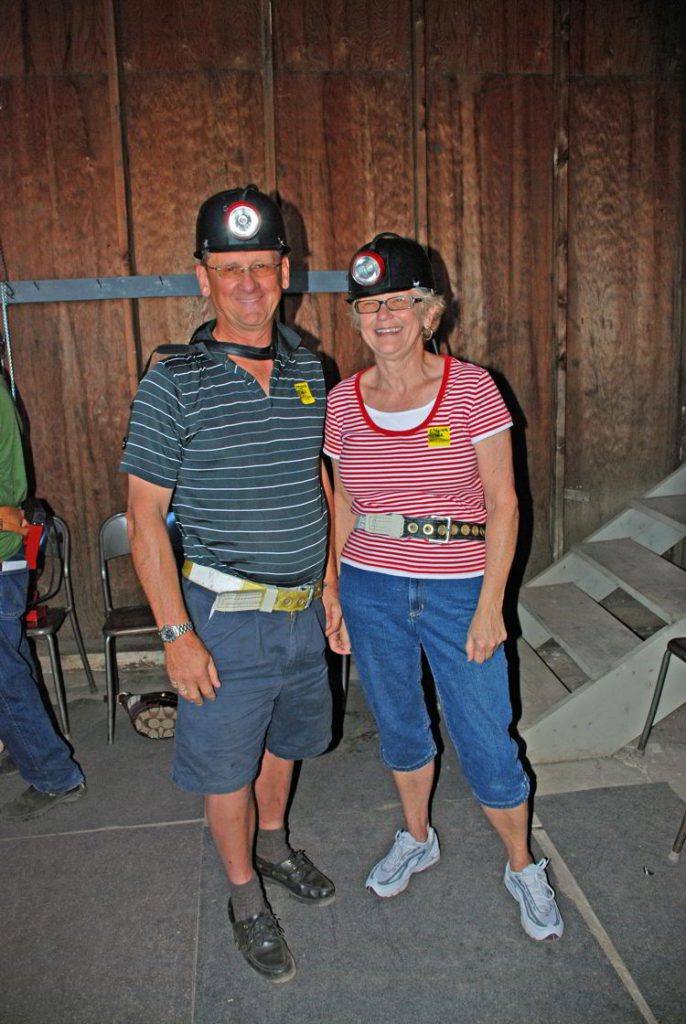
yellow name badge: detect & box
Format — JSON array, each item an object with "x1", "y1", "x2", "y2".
[
  {"x1": 294, "y1": 382, "x2": 315, "y2": 405},
  {"x1": 427, "y1": 425, "x2": 451, "y2": 447}
]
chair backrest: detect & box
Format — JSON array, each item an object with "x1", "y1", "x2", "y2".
[
  {"x1": 99, "y1": 513, "x2": 130, "y2": 614},
  {"x1": 28, "y1": 514, "x2": 73, "y2": 610},
  {"x1": 99, "y1": 511, "x2": 182, "y2": 613}
]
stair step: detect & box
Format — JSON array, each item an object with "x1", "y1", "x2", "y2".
[
  {"x1": 519, "y1": 582, "x2": 642, "y2": 679},
  {"x1": 632, "y1": 495, "x2": 686, "y2": 530},
  {"x1": 576, "y1": 538, "x2": 686, "y2": 623},
  {"x1": 517, "y1": 640, "x2": 570, "y2": 729}
]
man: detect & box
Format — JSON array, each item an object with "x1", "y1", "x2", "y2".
[
  {"x1": 0, "y1": 374, "x2": 86, "y2": 821},
  {"x1": 121, "y1": 184, "x2": 346, "y2": 984}
]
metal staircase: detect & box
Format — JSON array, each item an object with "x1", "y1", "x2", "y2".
[{"x1": 517, "y1": 463, "x2": 686, "y2": 763}]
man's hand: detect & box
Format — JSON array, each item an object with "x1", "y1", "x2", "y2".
[
  {"x1": 322, "y1": 583, "x2": 351, "y2": 655},
  {"x1": 0, "y1": 506, "x2": 29, "y2": 537},
  {"x1": 165, "y1": 632, "x2": 221, "y2": 705},
  {"x1": 466, "y1": 604, "x2": 506, "y2": 664},
  {"x1": 328, "y1": 617, "x2": 352, "y2": 656}
]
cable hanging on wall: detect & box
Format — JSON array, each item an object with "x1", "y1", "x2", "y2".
[{"x1": 0, "y1": 234, "x2": 16, "y2": 399}]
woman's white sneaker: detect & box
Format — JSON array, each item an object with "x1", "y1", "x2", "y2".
[
  {"x1": 366, "y1": 828, "x2": 440, "y2": 897},
  {"x1": 504, "y1": 857, "x2": 564, "y2": 940}
]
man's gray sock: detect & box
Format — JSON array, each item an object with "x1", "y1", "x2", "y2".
[
  {"x1": 256, "y1": 826, "x2": 291, "y2": 864},
  {"x1": 230, "y1": 875, "x2": 265, "y2": 921}
]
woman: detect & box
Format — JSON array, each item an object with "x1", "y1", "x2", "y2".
[{"x1": 324, "y1": 232, "x2": 563, "y2": 941}]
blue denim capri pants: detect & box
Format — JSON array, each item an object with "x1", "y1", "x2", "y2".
[
  {"x1": 172, "y1": 579, "x2": 332, "y2": 794},
  {"x1": 339, "y1": 565, "x2": 529, "y2": 810}
]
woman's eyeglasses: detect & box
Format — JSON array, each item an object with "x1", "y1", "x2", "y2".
[{"x1": 353, "y1": 295, "x2": 425, "y2": 314}]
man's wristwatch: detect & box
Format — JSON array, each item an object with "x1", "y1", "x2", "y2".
[{"x1": 158, "y1": 622, "x2": 195, "y2": 644}]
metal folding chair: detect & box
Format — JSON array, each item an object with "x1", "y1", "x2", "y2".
[
  {"x1": 99, "y1": 511, "x2": 180, "y2": 743},
  {"x1": 637, "y1": 637, "x2": 686, "y2": 752},
  {"x1": 26, "y1": 515, "x2": 97, "y2": 737}
]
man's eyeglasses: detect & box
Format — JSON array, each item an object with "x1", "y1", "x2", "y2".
[
  {"x1": 353, "y1": 295, "x2": 425, "y2": 315},
  {"x1": 203, "y1": 260, "x2": 282, "y2": 280}
]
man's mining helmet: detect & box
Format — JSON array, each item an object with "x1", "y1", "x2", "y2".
[{"x1": 194, "y1": 184, "x2": 290, "y2": 258}]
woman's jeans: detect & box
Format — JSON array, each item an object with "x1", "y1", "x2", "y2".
[
  {"x1": 0, "y1": 569, "x2": 83, "y2": 793},
  {"x1": 340, "y1": 564, "x2": 529, "y2": 809}
]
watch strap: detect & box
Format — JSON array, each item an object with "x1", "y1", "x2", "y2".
[{"x1": 158, "y1": 621, "x2": 195, "y2": 643}]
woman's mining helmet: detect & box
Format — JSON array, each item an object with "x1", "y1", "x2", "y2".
[{"x1": 347, "y1": 233, "x2": 435, "y2": 302}]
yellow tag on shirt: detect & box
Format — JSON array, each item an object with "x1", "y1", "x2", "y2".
[
  {"x1": 427, "y1": 425, "x2": 451, "y2": 447},
  {"x1": 294, "y1": 382, "x2": 315, "y2": 404}
]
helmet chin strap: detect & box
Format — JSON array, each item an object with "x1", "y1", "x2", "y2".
[
  {"x1": 202, "y1": 322, "x2": 276, "y2": 360},
  {"x1": 204, "y1": 339, "x2": 274, "y2": 361}
]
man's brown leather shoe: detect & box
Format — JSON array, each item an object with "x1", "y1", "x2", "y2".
[
  {"x1": 256, "y1": 850, "x2": 335, "y2": 905},
  {"x1": 228, "y1": 901, "x2": 296, "y2": 983}
]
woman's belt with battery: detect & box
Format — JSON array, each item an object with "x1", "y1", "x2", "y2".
[
  {"x1": 182, "y1": 560, "x2": 323, "y2": 612},
  {"x1": 355, "y1": 513, "x2": 486, "y2": 542}
]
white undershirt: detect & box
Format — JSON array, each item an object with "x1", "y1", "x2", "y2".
[{"x1": 364, "y1": 399, "x2": 435, "y2": 431}]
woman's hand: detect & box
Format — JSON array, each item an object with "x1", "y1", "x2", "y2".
[{"x1": 466, "y1": 604, "x2": 506, "y2": 664}]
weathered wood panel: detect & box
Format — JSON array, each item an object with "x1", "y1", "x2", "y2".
[
  {"x1": 565, "y1": 77, "x2": 683, "y2": 544},
  {"x1": 570, "y1": 0, "x2": 684, "y2": 76},
  {"x1": 0, "y1": 64, "x2": 133, "y2": 638},
  {"x1": 428, "y1": 0, "x2": 553, "y2": 74}
]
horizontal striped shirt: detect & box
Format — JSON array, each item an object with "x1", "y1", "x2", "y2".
[
  {"x1": 323, "y1": 356, "x2": 512, "y2": 578},
  {"x1": 120, "y1": 321, "x2": 328, "y2": 586}
]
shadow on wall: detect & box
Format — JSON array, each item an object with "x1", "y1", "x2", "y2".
[
  {"x1": 428, "y1": 246, "x2": 534, "y2": 749},
  {"x1": 279, "y1": 194, "x2": 343, "y2": 394}
]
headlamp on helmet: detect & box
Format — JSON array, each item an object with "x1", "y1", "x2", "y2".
[{"x1": 350, "y1": 251, "x2": 385, "y2": 287}]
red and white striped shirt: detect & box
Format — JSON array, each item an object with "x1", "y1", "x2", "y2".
[{"x1": 323, "y1": 356, "x2": 512, "y2": 578}]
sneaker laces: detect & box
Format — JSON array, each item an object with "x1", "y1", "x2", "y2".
[
  {"x1": 383, "y1": 830, "x2": 423, "y2": 870},
  {"x1": 524, "y1": 858, "x2": 557, "y2": 911}
]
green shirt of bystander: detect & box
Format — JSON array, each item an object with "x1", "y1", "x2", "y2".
[{"x1": 0, "y1": 377, "x2": 27, "y2": 561}]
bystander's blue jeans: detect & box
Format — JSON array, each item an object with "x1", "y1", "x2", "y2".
[
  {"x1": 340, "y1": 565, "x2": 529, "y2": 809},
  {"x1": 0, "y1": 568, "x2": 83, "y2": 793}
]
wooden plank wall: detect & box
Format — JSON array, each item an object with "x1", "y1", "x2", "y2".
[{"x1": 0, "y1": 0, "x2": 683, "y2": 643}]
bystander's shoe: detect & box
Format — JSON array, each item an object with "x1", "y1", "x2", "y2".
[
  {"x1": 366, "y1": 827, "x2": 440, "y2": 897},
  {"x1": 0, "y1": 782, "x2": 87, "y2": 822},
  {"x1": 0, "y1": 751, "x2": 19, "y2": 777},
  {"x1": 228, "y1": 900, "x2": 296, "y2": 983},
  {"x1": 504, "y1": 857, "x2": 564, "y2": 940},
  {"x1": 256, "y1": 849, "x2": 335, "y2": 905}
]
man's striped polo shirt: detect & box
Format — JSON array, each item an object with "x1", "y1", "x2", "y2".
[{"x1": 120, "y1": 321, "x2": 328, "y2": 587}]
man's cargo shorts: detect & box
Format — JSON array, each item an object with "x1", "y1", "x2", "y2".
[{"x1": 171, "y1": 578, "x2": 332, "y2": 794}]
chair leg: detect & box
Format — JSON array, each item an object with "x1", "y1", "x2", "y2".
[
  {"x1": 45, "y1": 635, "x2": 70, "y2": 739},
  {"x1": 68, "y1": 610, "x2": 98, "y2": 693},
  {"x1": 637, "y1": 649, "x2": 672, "y2": 753},
  {"x1": 668, "y1": 808, "x2": 686, "y2": 864},
  {"x1": 105, "y1": 635, "x2": 118, "y2": 744}
]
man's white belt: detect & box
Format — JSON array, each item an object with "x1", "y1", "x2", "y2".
[
  {"x1": 0, "y1": 556, "x2": 28, "y2": 573},
  {"x1": 182, "y1": 560, "x2": 322, "y2": 613}
]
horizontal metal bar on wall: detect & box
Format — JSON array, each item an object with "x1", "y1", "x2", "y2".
[{"x1": 3, "y1": 271, "x2": 348, "y2": 304}]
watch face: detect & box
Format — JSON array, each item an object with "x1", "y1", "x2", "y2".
[{"x1": 159, "y1": 622, "x2": 193, "y2": 643}]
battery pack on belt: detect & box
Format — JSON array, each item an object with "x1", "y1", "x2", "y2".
[{"x1": 182, "y1": 560, "x2": 323, "y2": 613}]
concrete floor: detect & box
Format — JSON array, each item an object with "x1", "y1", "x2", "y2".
[{"x1": 1, "y1": 658, "x2": 684, "y2": 1024}]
